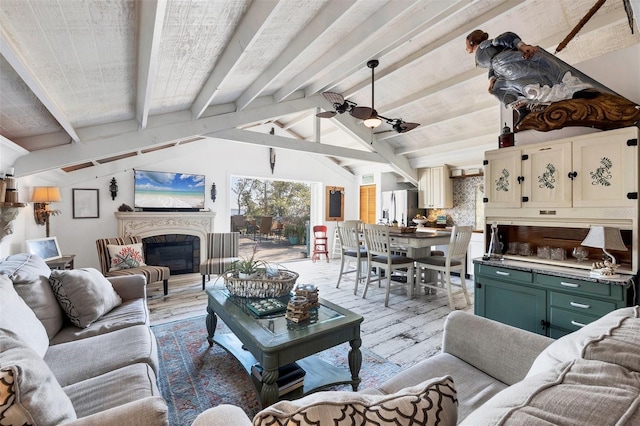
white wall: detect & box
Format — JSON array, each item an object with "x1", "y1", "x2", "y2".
[{"x1": 1, "y1": 138, "x2": 358, "y2": 268}]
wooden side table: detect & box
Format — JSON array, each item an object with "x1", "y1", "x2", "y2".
[{"x1": 46, "y1": 254, "x2": 75, "y2": 270}]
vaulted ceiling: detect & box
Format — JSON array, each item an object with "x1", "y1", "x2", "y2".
[{"x1": 1, "y1": 0, "x2": 639, "y2": 184}]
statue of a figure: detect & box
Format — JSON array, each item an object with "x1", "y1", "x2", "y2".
[{"x1": 466, "y1": 30, "x2": 640, "y2": 131}]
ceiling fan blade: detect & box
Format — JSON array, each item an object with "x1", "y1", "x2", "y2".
[
  {"x1": 316, "y1": 111, "x2": 337, "y2": 118},
  {"x1": 374, "y1": 129, "x2": 394, "y2": 135},
  {"x1": 399, "y1": 122, "x2": 420, "y2": 133},
  {"x1": 350, "y1": 106, "x2": 373, "y2": 120},
  {"x1": 322, "y1": 92, "x2": 344, "y2": 105}
]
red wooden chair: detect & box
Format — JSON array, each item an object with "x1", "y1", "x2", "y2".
[{"x1": 311, "y1": 225, "x2": 329, "y2": 263}]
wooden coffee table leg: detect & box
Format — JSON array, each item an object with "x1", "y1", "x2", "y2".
[
  {"x1": 206, "y1": 305, "x2": 217, "y2": 347},
  {"x1": 348, "y1": 337, "x2": 362, "y2": 391},
  {"x1": 261, "y1": 355, "x2": 279, "y2": 407}
]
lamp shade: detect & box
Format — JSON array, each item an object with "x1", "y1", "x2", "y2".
[
  {"x1": 363, "y1": 115, "x2": 382, "y2": 129},
  {"x1": 31, "y1": 186, "x2": 61, "y2": 203},
  {"x1": 580, "y1": 226, "x2": 627, "y2": 251}
]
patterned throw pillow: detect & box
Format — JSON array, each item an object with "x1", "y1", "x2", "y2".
[
  {"x1": 107, "y1": 243, "x2": 147, "y2": 271},
  {"x1": 253, "y1": 376, "x2": 457, "y2": 426},
  {"x1": 49, "y1": 268, "x2": 122, "y2": 328},
  {"x1": 0, "y1": 332, "x2": 77, "y2": 425}
]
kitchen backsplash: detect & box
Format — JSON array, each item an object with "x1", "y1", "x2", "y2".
[{"x1": 425, "y1": 176, "x2": 484, "y2": 230}]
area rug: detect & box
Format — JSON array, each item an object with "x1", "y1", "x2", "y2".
[{"x1": 152, "y1": 315, "x2": 402, "y2": 426}]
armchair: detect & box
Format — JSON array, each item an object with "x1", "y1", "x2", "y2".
[
  {"x1": 96, "y1": 237, "x2": 170, "y2": 295},
  {"x1": 200, "y1": 232, "x2": 240, "y2": 290}
]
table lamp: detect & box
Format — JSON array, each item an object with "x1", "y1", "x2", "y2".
[
  {"x1": 580, "y1": 226, "x2": 627, "y2": 277},
  {"x1": 32, "y1": 186, "x2": 61, "y2": 237}
]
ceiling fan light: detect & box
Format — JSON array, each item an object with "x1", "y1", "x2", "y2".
[{"x1": 363, "y1": 116, "x2": 382, "y2": 128}]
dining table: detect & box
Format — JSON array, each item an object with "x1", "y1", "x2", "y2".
[{"x1": 386, "y1": 228, "x2": 452, "y2": 297}]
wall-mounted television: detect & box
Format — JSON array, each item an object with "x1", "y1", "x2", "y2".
[{"x1": 134, "y1": 170, "x2": 205, "y2": 212}]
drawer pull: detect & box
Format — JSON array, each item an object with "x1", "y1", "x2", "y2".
[
  {"x1": 570, "y1": 302, "x2": 590, "y2": 309},
  {"x1": 571, "y1": 320, "x2": 587, "y2": 328},
  {"x1": 495, "y1": 271, "x2": 510, "y2": 276},
  {"x1": 560, "y1": 281, "x2": 580, "y2": 288}
]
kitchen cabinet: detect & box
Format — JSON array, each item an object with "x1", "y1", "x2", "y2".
[
  {"x1": 474, "y1": 261, "x2": 632, "y2": 338},
  {"x1": 418, "y1": 165, "x2": 452, "y2": 209},
  {"x1": 484, "y1": 126, "x2": 638, "y2": 210}
]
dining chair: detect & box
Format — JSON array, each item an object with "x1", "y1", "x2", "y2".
[
  {"x1": 361, "y1": 224, "x2": 416, "y2": 307},
  {"x1": 336, "y1": 220, "x2": 367, "y2": 295},
  {"x1": 414, "y1": 226, "x2": 473, "y2": 310}
]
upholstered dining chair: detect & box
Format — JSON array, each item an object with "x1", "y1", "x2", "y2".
[
  {"x1": 361, "y1": 224, "x2": 416, "y2": 307},
  {"x1": 336, "y1": 220, "x2": 367, "y2": 295},
  {"x1": 96, "y1": 236, "x2": 171, "y2": 295},
  {"x1": 200, "y1": 232, "x2": 240, "y2": 290},
  {"x1": 414, "y1": 225, "x2": 473, "y2": 310}
]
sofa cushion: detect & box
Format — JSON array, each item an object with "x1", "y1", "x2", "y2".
[
  {"x1": 50, "y1": 298, "x2": 148, "y2": 345},
  {"x1": 0, "y1": 331, "x2": 77, "y2": 424},
  {"x1": 107, "y1": 243, "x2": 147, "y2": 271},
  {"x1": 253, "y1": 376, "x2": 457, "y2": 425},
  {"x1": 527, "y1": 306, "x2": 640, "y2": 377},
  {"x1": 0, "y1": 274, "x2": 49, "y2": 357},
  {"x1": 461, "y1": 358, "x2": 640, "y2": 425},
  {"x1": 372, "y1": 352, "x2": 507, "y2": 422},
  {"x1": 49, "y1": 268, "x2": 123, "y2": 328},
  {"x1": 44, "y1": 324, "x2": 158, "y2": 387},
  {"x1": 0, "y1": 253, "x2": 63, "y2": 339},
  {"x1": 63, "y1": 363, "x2": 161, "y2": 418}
]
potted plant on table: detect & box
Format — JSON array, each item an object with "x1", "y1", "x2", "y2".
[{"x1": 229, "y1": 243, "x2": 265, "y2": 278}]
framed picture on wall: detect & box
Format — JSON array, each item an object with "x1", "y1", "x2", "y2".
[
  {"x1": 72, "y1": 188, "x2": 99, "y2": 219},
  {"x1": 25, "y1": 237, "x2": 62, "y2": 261}
]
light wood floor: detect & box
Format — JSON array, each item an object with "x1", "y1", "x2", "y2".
[{"x1": 147, "y1": 254, "x2": 474, "y2": 369}]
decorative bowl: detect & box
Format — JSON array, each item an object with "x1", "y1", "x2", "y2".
[
  {"x1": 223, "y1": 269, "x2": 299, "y2": 298},
  {"x1": 412, "y1": 219, "x2": 428, "y2": 226}
]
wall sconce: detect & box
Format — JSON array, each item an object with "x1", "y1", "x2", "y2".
[
  {"x1": 31, "y1": 186, "x2": 61, "y2": 238},
  {"x1": 269, "y1": 147, "x2": 276, "y2": 174},
  {"x1": 109, "y1": 178, "x2": 118, "y2": 200},
  {"x1": 210, "y1": 183, "x2": 217, "y2": 202}
]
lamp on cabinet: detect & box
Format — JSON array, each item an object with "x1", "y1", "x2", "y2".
[
  {"x1": 580, "y1": 226, "x2": 627, "y2": 277},
  {"x1": 31, "y1": 186, "x2": 61, "y2": 237}
]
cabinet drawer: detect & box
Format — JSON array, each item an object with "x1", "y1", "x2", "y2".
[
  {"x1": 550, "y1": 307, "x2": 600, "y2": 333},
  {"x1": 536, "y1": 274, "x2": 622, "y2": 298},
  {"x1": 476, "y1": 265, "x2": 533, "y2": 284},
  {"x1": 549, "y1": 292, "x2": 616, "y2": 317}
]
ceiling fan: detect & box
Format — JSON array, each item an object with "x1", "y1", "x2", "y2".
[{"x1": 316, "y1": 59, "x2": 420, "y2": 134}]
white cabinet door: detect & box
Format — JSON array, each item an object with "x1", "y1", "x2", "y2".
[
  {"x1": 572, "y1": 131, "x2": 638, "y2": 207},
  {"x1": 418, "y1": 166, "x2": 453, "y2": 209},
  {"x1": 522, "y1": 142, "x2": 572, "y2": 208},
  {"x1": 484, "y1": 148, "x2": 522, "y2": 208}
]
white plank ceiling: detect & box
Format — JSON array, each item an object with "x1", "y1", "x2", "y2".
[{"x1": 1, "y1": 0, "x2": 639, "y2": 184}]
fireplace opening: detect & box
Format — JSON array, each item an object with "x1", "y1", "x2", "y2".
[{"x1": 142, "y1": 234, "x2": 200, "y2": 275}]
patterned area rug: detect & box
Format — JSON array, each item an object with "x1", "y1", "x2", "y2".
[{"x1": 153, "y1": 315, "x2": 403, "y2": 426}]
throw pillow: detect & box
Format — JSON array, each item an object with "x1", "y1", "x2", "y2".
[
  {"x1": 0, "y1": 253, "x2": 64, "y2": 339},
  {"x1": 0, "y1": 331, "x2": 77, "y2": 424},
  {"x1": 107, "y1": 243, "x2": 146, "y2": 271},
  {"x1": 49, "y1": 268, "x2": 123, "y2": 328},
  {"x1": 0, "y1": 274, "x2": 49, "y2": 358},
  {"x1": 253, "y1": 376, "x2": 457, "y2": 426}
]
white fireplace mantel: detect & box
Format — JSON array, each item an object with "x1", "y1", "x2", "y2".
[{"x1": 115, "y1": 211, "x2": 216, "y2": 263}]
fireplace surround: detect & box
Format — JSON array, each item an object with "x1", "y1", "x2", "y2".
[{"x1": 114, "y1": 211, "x2": 216, "y2": 265}]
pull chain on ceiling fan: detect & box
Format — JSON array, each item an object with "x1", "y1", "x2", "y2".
[{"x1": 316, "y1": 59, "x2": 420, "y2": 134}]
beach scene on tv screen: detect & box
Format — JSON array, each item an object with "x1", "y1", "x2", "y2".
[{"x1": 134, "y1": 170, "x2": 205, "y2": 209}]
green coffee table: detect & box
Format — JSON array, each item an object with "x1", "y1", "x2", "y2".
[{"x1": 205, "y1": 288, "x2": 363, "y2": 407}]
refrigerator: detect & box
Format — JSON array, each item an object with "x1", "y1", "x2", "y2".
[{"x1": 380, "y1": 190, "x2": 419, "y2": 226}]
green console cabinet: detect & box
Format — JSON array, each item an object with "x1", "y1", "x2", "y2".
[{"x1": 474, "y1": 260, "x2": 634, "y2": 338}]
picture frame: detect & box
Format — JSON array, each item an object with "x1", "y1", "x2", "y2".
[
  {"x1": 25, "y1": 237, "x2": 62, "y2": 261},
  {"x1": 325, "y1": 186, "x2": 344, "y2": 221},
  {"x1": 72, "y1": 188, "x2": 99, "y2": 219}
]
